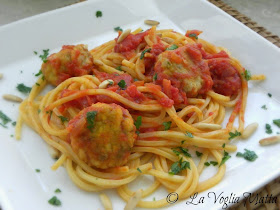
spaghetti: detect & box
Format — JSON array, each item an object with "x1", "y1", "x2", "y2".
[{"x1": 17, "y1": 26, "x2": 265, "y2": 209}]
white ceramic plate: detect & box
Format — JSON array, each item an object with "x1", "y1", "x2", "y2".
[{"x1": 0, "y1": 0, "x2": 280, "y2": 209}]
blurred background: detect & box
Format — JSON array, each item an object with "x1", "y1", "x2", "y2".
[{"x1": 0, "y1": 0, "x2": 279, "y2": 36}]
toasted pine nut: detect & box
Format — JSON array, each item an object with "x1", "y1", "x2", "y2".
[
  {"x1": 47, "y1": 145, "x2": 60, "y2": 159},
  {"x1": 161, "y1": 37, "x2": 174, "y2": 44},
  {"x1": 259, "y1": 135, "x2": 280, "y2": 146},
  {"x1": 99, "y1": 193, "x2": 113, "y2": 210},
  {"x1": 0, "y1": 73, "x2": 3, "y2": 79},
  {"x1": 117, "y1": 29, "x2": 131, "y2": 43},
  {"x1": 241, "y1": 122, "x2": 258, "y2": 139},
  {"x1": 193, "y1": 123, "x2": 222, "y2": 131},
  {"x1": 98, "y1": 79, "x2": 114, "y2": 89},
  {"x1": 144, "y1": 20, "x2": 160, "y2": 26},
  {"x1": 3, "y1": 94, "x2": 23, "y2": 102},
  {"x1": 124, "y1": 189, "x2": 143, "y2": 210}
]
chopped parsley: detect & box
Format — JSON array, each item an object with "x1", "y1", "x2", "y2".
[
  {"x1": 136, "y1": 130, "x2": 140, "y2": 135},
  {"x1": 0, "y1": 123, "x2": 7, "y2": 128},
  {"x1": 169, "y1": 158, "x2": 190, "y2": 175},
  {"x1": 188, "y1": 33, "x2": 198, "y2": 39},
  {"x1": 134, "y1": 116, "x2": 142, "y2": 130},
  {"x1": 86, "y1": 111, "x2": 97, "y2": 132},
  {"x1": 114, "y1": 26, "x2": 123, "y2": 32},
  {"x1": 16, "y1": 83, "x2": 32, "y2": 94},
  {"x1": 185, "y1": 131, "x2": 193, "y2": 138},
  {"x1": 222, "y1": 143, "x2": 225, "y2": 148},
  {"x1": 35, "y1": 70, "x2": 42, "y2": 76},
  {"x1": 48, "y1": 196, "x2": 61, "y2": 206},
  {"x1": 172, "y1": 147, "x2": 191, "y2": 158},
  {"x1": 108, "y1": 80, "x2": 113, "y2": 85},
  {"x1": 153, "y1": 73, "x2": 158, "y2": 81},
  {"x1": 116, "y1": 66, "x2": 122, "y2": 71},
  {"x1": 166, "y1": 44, "x2": 178, "y2": 51},
  {"x1": 36, "y1": 83, "x2": 40, "y2": 86},
  {"x1": 210, "y1": 161, "x2": 218, "y2": 166},
  {"x1": 261, "y1": 105, "x2": 267, "y2": 110},
  {"x1": 204, "y1": 162, "x2": 210, "y2": 166},
  {"x1": 12, "y1": 121, "x2": 16, "y2": 126},
  {"x1": 39, "y1": 49, "x2": 49, "y2": 63},
  {"x1": 153, "y1": 197, "x2": 156, "y2": 201},
  {"x1": 228, "y1": 130, "x2": 241, "y2": 140},
  {"x1": 10, "y1": 134, "x2": 14, "y2": 137},
  {"x1": 196, "y1": 151, "x2": 202, "y2": 157},
  {"x1": 140, "y1": 48, "x2": 151, "y2": 59},
  {"x1": 163, "y1": 121, "x2": 172, "y2": 130},
  {"x1": 268, "y1": 93, "x2": 272, "y2": 97},
  {"x1": 34, "y1": 51, "x2": 38, "y2": 55},
  {"x1": 117, "y1": 79, "x2": 126, "y2": 89},
  {"x1": 55, "y1": 188, "x2": 61, "y2": 193},
  {"x1": 273, "y1": 119, "x2": 280, "y2": 128},
  {"x1": 0, "y1": 111, "x2": 12, "y2": 125},
  {"x1": 236, "y1": 149, "x2": 258, "y2": 162},
  {"x1": 265, "y1": 123, "x2": 272, "y2": 134},
  {"x1": 181, "y1": 140, "x2": 185, "y2": 145},
  {"x1": 35, "y1": 169, "x2": 40, "y2": 172},
  {"x1": 219, "y1": 151, "x2": 231, "y2": 167},
  {"x1": 96, "y1": 10, "x2": 102, "y2": 18},
  {"x1": 243, "y1": 69, "x2": 251, "y2": 81},
  {"x1": 137, "y1": 168, "x2": 142, "y2": 173},
  {"x1": 58, "y1": 116, "x2": 69, "y2": 123}
]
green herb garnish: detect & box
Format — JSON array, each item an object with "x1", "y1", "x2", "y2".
[
  {"x1": 163, "y1": 121, "x2": 172, "y2": 130},
  {"x1": 16, "y1": 83, "x2": 32, "y2": 94},
  {"x1": 261, "y1": 105, "x2": 267, "y2": 110},
  {"x1": 210, "y1": 161, "x2": 218, "y2": 166},
  {"x1": 58, "y1": 116, "x2": 69, "y2": 123},
  {"x1": 219, "y1": 151, "x2": 231, "y2": 167},
  {"x1": 35, "y1": 70, "x2": 42, "y2": 76},
  {"x1": 265, "y1": 123, "x2": 272, "y2": 134},
  {"x1": 181, "y1": 140, "x2": 185, "y2": 145},
  {"x1": 188, "y1": 33, "x2": 198, "y2": 39},
  {"x1": 137, "y1": 168, "x2": 142, "y2": 173},
  {"x1": 116, "y1": 66, "x2": 122, "y2": 71},
  {"x1": 0, "y1": 111, "x2": 12, "y2": 125},
  {"x1": 96, "y1": 10, "x2": 102, "y2": 18},
  {"x1": 86, "y1": 111, "x2": 97, "y2": 132},
  {"x1": 166, "y1": 44, "x2": 178, "y2": 51},
  {"x1": 140, "y1": 48, "x2": 151, "y2": 59},
  {"x1": 36, "y1": 83, "x2": 40, "y2": 86},
  {"x1": 114, "y1": 26, "x2": 123, "y2": 32},
  {"x1": 153, "y1": 73, "x2": 158, "y2": 81},
  {"x1": 222, "y1": 143, "x2": 225, "y2": 148},
  {"x1": 12, "y1": 121, "x2": 16, "y2": 126},
  {"x1": 172, "y1": 147, "x2": 191, "y2": 158},
  {"x1": 204, "y1": 162, "x2": 210, "y2": 166},
  {"x1": 134, "y1": 116, "x2": 142, "y2": 130},
  {"x1": 39, "y1": 49, "x2": 49, "y2": 63},
  {"x1": 35, "y1": 169, "x2": 40, "y2": 172},
  {"x1": 243, "y1": 69, "x2": 251, "y2": 81},
  {"x1": 228, "y1": 130, "x2": 241, "y2": 140},
  {"x1": 55, "y1": 188, "x2": 61, "y2": 193},
  {"x1": 168, "y1": 158, "x2": 190, "y2": 175},
  {"x1": 273, "y1": 119, "x2": 280, "y2": 128},
  {"x1": 34, "y1": 51, "x2": 38, "y2": 55},
  {"x1": 268, "y1": 93, "x2": 272, "y2": 97},
  {"x1": 236, "y1": 149, "x2": 258, "y2": 162},
  {"x1": 48, "y1": 196, "x2": 61, "y2": 206},
  {"x1": 185, "y1": 131, "x2": 193, "y2": 138},
  {"x1": 196, "y1": 151, "x2": 202, "y2": 157},
  {"x1": 117, "y1": 79, "x2": 126, "y2": 89}
]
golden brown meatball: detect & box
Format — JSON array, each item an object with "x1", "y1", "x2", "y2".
[
  {"x1": 154, "y1": 44, "x2": 213, "y2": 97},
  {"x1": 67, "y1": 103, "x2": 136, "y2": 169},
  {"x1": 41, "y1": 44, "x2": 94, "y2": 86}
]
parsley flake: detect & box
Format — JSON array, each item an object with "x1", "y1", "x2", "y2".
[
  {"x1": 163, "y1": 121, "x2": 172, "y2": 130},
  {"x1": 172, "y1": 147, "x2": 191, "y2": 158},
  {"x1": 181, "y1": 140, "x2": 185, "y2": 145},
  {"x1": 219, "y1": 151, "x2": 231, "y2": 167},
  {"x1": 166, "y1": 44, "x2": 178, "y2": 51},
  {"x1": 137, "y1": 168, "x2": 142, "y2": 173},
  {"x1": 55, "y1": 188, "x2": 61, "y2": 193},
  {"x1": 86, "y1": 111, "x2": 97, "y2": 132},
  {"x1": 48, "y1": 196, "x2": 61, "y2": 206},
  {"x1": 35, "y1": 169, "x2": 40, "y2": 172},
  {"x1": 261, "y1": 105, "x2": 267, "y2": 110},
  {"x1": 96, "y1": 10, "x2": 102, "y2": 18},
  {"x1": 268, "y1": 93, "x2": 272, "y2": 97},
  {"x1": 188, "y1": 33, "x2": 198, "y2": 39},
  {"x1": 243, "y1": 69, "x2": 251, "y2": 81},
  {"x1": 236, "y1": 149, "x2": 258, "y2": 162},
  {"x1": 185, "y1": 131, "x2": 193, "y2": 138},
  {"x1": 114, "y1": 26, "x2": 123, "y2": 32},
  {"x1": 35, "y1": 70, "x2": 42, "y2": 76},
  {"x1": 153, "y1": 73, "x2": 158, "y2": 81},
  {"x1": 118, "y1": 79, "x2": 126, "y2": 89},
  {"x1": 168, "y1": 158, "x2": 190, "y2": 175},
  {"x1": 58, "y1": 116, "x2": 69, "y2": 123},
  {"x1": 116, "y1": 66, "x2": 122, "y2": 71},
  {"x1": 39, "y1": 49, "x2": 49, "y2": 63},
  {"x1": 0, "y1": 111, "x2": 11, "y2": 125},
  {"x1": 134, "y1": 116, "x2": 142, "y2": 130},
  {"x1": 12, "y1": 121, "x2": 16, "y2": 126},
  {"x1": 196, "y1": 151, "x2": 202, "y2": 157},
  {"x1": 228, "y1": 130, "x2": 241, "y2": 140},
  {"x1": 204, "y1": 162, "x2": 210, "y2": 166},
  {"x1": 34, "y1": 51, "x2": 38, "y2": 55},
  {"x1": 140, "y1": 48, "x2": 151, "y2": 59},
  {"x1": 273, "y1": 119, "x2": 280, "y2": 128},
  {"x1": 265, "y1": 123, "x2": 272, "y2": 134},
  {"x1": 222, "y1": 143, "x2": 225, "y2": 148},
  {"x1": 16, "y1": 83, "x2": 32, "y2": 94},
  {"x1": 210, "y1": 161, "x2": 218, "y2": 166}
]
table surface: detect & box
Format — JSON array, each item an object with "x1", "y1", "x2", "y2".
[{"x1": 1, "y1": 0, "x2": 280, "y2": 37}]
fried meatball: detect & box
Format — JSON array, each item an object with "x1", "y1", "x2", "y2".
[
  {"x1": 67, "y1": 103, "x2": 136, "y2": 169},
  {"x1": 41, "y1": 44, "x2": 94, "y2": 86},
  {"x1": 154, "y1": 44, "x2": 213, "y2": 97}
]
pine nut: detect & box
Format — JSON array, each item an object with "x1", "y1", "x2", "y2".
[
  {"x1": 117, "y1": 29, "x2": 131, "y2": 43},
  {"x1": 3, "y1": 94, "x2": 23, "y2": 102},
  {"x1": 144, "y1": 20, "x2": 160, "y2": 26},
  {"x1": 161, "y1": 37, "x2": 174, "y2": 44},
  {"x1": 241, "y1": 122, "x2": 258, "y2": 139},
  {"x1": 194, "y1": 123, "x2": 222, "y2": 131},
  {"x1": 259, "y1": 135, "x2": 280, "y2": 146}
]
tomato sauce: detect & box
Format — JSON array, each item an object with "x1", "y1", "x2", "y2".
[{"x1": 208, "y1": 59, "x2": 241, "y2": 96}]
